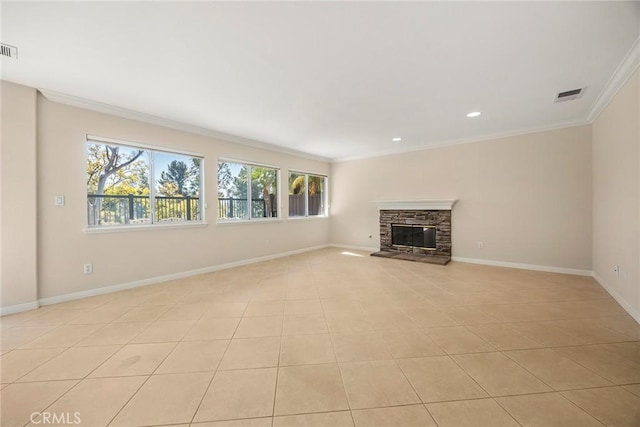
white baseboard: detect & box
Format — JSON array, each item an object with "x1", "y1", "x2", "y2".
[
  {"x1": 8, "y1": 246, "x2": 634, "y2": 324},
  {"x1": 5, "y1": 244, "x2": 330, "y2": 314},
  {"x1": 592, "y1": 273, "x2": 640, "y2": 323},
  {"x1": 451, "y1": 256, "x2": 593, "y2": 276},
  {"x1": 330, "y1": 243, "x2": 379, "y2": 253},
  {"x1": 0, "y1": 301, "x2": 40, "y2": 316},
  {"x1": 328, "y1": 247, "x2": 594, "y2": 276}
]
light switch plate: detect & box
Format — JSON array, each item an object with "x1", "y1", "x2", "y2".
[{"x1": 54, "y1": 195, "x2": 65, "y2": 206}]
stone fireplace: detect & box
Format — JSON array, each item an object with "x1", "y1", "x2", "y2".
[{"x1": 372, "y1": 199, "x2": 456, "y2": 265}]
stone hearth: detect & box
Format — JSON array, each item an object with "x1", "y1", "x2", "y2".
[{"x1": 371, "y1": 199, "x2": 456, "y2": 265}]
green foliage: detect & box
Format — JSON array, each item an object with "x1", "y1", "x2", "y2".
[
  {"x1": 86, "y1": 144, "x2": 148, "y2": 195},
  {"x1": 251, "y1": 167, "x2": 277, "y2": 196},
  {"x1": 225, "y1": 164, "x2": 277, "y2": 200},
  {"x1": 103, "y1": 184, "x2": 150, "y2": 196},
  {"x1": 308, "y1": 175, "x2": 324, "y2": 195},
  {"x1": 188, "y1": 158, "x2": 201, "y2": 196},
  {"x1": 288, "y1": 174, "x2": 323, "y2": 195},
  {"x1": 87, "y1": 144, "x2": 204, "y2": 225},
  {"x1": 158, "y1": 160, "x2": 195, "y2": 196},
  {"x1": 231, "y1": 165, "x2": 249, "y2": 199},
  {"x1": 218, "y1": 162, "x2": 233, "y2": 197},
  {"x1": 290, "y1": 175, "x2": 305, "y2": 195}
]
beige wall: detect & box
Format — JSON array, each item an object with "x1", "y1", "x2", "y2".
[
  {"x1": 330, "y1": 125, "x2": 593, "y2": 271},
  {"x1": 3, "y1": 75, "x2": 636, "y2": 316},
  {"x1": 1, "y1": 81, "x2": 38, "y2": 310},
  {"x1": 592, "y1": 69, "x2": 640, "y2": 320},
  {"x1": 36, "y1": 96, "x2": 329, "y2": 300}
]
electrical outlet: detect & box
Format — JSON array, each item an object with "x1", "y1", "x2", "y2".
[
  {"x1": 477, "y1": 241, "x2": 484, "y2": 249},
  {"x1": 54, "y1": 195, "x2": 65, "y2": 206},
  {"x1": 83, "y1": 263, "x2": 93, "y2": 274}
]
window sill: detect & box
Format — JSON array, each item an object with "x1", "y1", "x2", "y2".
[
  {"x1": 288, "y1": 215, "x2": 329, "y2": 221},
  {"x1": 84, "y1": 221, "x2": 208, "y2": 234},
  {"x1": 217, "y1": 218, "x2": 282, "y2": 226}
]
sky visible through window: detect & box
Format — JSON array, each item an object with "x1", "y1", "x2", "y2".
[
  {"x1": 154, "y1": 151, "x2": 199, "y2": 194},
  {"x1": 86, "y1": 142, "x2": 203, "y2": 226},
  {"x1": 218, "y1": 161, "x2": 245, "y2": 197}
]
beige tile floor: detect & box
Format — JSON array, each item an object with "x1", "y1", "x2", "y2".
[{"x1": 1, "y1": 248, "x2": 639, "y2": 426}]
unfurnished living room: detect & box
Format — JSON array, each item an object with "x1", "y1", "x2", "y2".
[{"x1": 1, "y1": 1, "x2": 639, "y2": 426}]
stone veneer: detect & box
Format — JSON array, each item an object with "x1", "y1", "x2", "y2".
[{"x1": 380, "y1": 209, "x2": 451, "y2": 258}]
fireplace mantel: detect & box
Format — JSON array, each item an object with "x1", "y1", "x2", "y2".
[{"x1": 374, "y1": 199, "x2": 457, "y2": 211}]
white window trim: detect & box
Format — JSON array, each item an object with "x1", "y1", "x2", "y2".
[
  {"x1": 216, "y1": 159, "x2": 281, "y2": 223},
  {"x1": 84, "y1": 221, "x2": 209, "y2": 234},
  {"x1": 287, "y1": 216, "x2": 329, "y2": 222},
  {"x1": 86, "y1": 137, "x2": 205, "y2": 228},
  {"x1": 88, "y1": 135, "x2": 204, "y2": 158},
  {"x1": 288, "y1": 171, "x2": 329, "y2": 219},
  {"x1": 216, "y1": 218, "x2": 283, "y2": 226},
  {"x1": 218, "y1": 157, "x2": 279, "y2": 170}
]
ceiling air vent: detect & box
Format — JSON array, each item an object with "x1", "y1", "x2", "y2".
[
  {"x1": 0, "y1": 43, "x2": 18, "y2": 59},
  {"x1": 554, "y1": 87, "x2": 584, "y2": 103}
]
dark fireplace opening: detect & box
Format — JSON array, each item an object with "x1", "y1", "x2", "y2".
[{"x1": 391, "y1": 225, "x2": 436, "y2": 250}]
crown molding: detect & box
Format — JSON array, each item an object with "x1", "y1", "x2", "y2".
[
  {"x1": 587, "y1": 35, "x2": 640, "y2": 123},
  {"x1": 374, "y1": 199, "x2": 457, "y2": 210},
  {"x1": 331, "y1": 118, "x2": 589, "y2": 163},
  {"x1": 38, "y1": 88, "x2": 331, "y2": 163},
  {"x1": 332, "y1": 36, "x2": 640, "y2": 163},
  {"x1": 36, "y1": 33, "x2": 640, "y2": 165}
]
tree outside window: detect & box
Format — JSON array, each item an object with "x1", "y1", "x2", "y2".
[
  {"x1": 217, "y1": 161, "x2": 278, "y2": 221},
  {"x1": 86, "y1": 140, "x2": 203, "y2": 227},
  {"x1": 288, "y1": 172, "x2": 327, "y2": 217}
]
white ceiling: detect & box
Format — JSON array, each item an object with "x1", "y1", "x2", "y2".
[{"x1": 2, "y1": 2, "x2": 639, "y2": 161}]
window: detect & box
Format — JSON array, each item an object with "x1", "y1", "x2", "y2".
[
  {"x1": 86, "y1": 138, "x2": 203, "y2": 228},
  {"x1": 217, "y1": 160, "x2": 278, "y2": 221},
  {"x1": 288, "y1": 172, "x2": 327, "y2": 217}
]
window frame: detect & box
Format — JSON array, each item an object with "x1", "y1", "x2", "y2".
[
  {"x1": 217, "y1": 158, "x2": 281, "y2": 223},
  {"x1": 288, "y1": 170, "x2": 329, "y2": 218},
  {"x1": 85, "y1": 135, "x2": 205, "y2": 231}
]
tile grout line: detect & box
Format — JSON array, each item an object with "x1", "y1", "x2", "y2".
[
  {"x1": 96, "y1": 291, "x2": 188, "y2": 426},
  {"x1": 15, "y1": 304, "x2": 179, "y2": 426},
  {"x1": 500, "y1": 347, "x2": 613, "y2": 390},
  {"x1": 559, "y1": 386, "x2": 635, "y2": 425},
  {"x1": 1, "y1": 249, "x2": 638, "y2": 426},
  {"x1": 320, "y1": 287, "x2": 356, "y2": 426},
  {"x1": 269, "y1": 276, "x2": 289, "y2": 426},
  {"x1": 489, "y1": 396, "x2": 525, "y2": 427},
  {"x1": 14, "y1": 304, "x2": 165, "y2": 426},
  {"x1": 390, "y1": 357, "x2": 439, "y2": 425},
  {"x1": 188, "y1": 285, "x2": 253, "y2": 426},
  {"x1": 103, "y1": 341, "x2": 182, "y2": 426}
]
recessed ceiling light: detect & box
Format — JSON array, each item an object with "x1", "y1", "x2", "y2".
[
  {"x1": 391, "y1": 137, "x2": 402, "y2": 142},
  {"x1": 466, "y1": 111, "x2": 481, "y2": 118}
]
